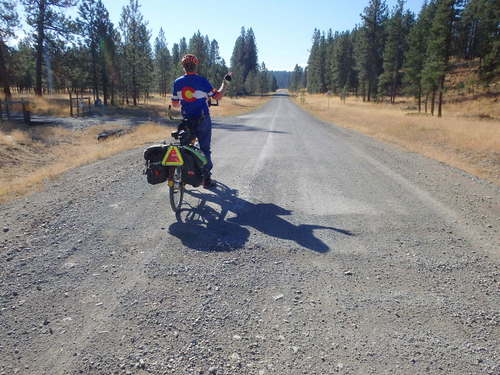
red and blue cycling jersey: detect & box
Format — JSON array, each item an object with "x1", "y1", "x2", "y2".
[{"x1": 172, "y1": 73, "x2": 218, "y2": 118}]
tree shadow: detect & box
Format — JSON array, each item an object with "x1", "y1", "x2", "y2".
[{"x1": 168, "y1": 182, "x2": 353, "y2": 253}]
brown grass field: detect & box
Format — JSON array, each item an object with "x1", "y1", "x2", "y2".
[
  {"x1": 0, "y1": 95, "x2": 270, "y2": 202},
  {"x1": 294, "y1": 93, "x2": 500, "y2": 184},
  {"x1": 0, "y1": 93, "x2": 270, "y2": 119},
  {"x1": 0, "y1": 122, "x2": 170, "y2": 202}
]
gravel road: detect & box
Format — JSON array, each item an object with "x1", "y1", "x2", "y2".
[{"x1": 1, "y1": 94, "x2": 499, "y2": 375}]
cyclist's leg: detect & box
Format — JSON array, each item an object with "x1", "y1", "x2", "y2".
[{"x1": 195, "y1": 116, "x2": 213, "y2": 177}]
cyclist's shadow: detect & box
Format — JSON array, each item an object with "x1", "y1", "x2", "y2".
[{"x1": 168, "y1": 182, "x2": 353, "y2": 253}]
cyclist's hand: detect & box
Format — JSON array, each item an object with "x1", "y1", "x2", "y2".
[{"x1": 224, "y1": 72, "x2": 232, "y2": 82}]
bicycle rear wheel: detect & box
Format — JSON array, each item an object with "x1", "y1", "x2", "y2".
[{"x1": 169, "y1": 166, "x2": 184, "y2": 212}]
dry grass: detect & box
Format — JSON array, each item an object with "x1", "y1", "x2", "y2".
[
  {"x1": 295, "y1": 94, "x2": 500, "y2": 184},
  {"x1": 1, "y1": 93, "x2": 270, "y2": 118},
  {"x1": 0, "y1": 121, "x2": 170, "y2": 202},
  {"x1": 0, "y1": 93, "x2": 71, "y2": 117},
  {"x1": 209, "y1": 96, "x2": 271, "y2": 117}
]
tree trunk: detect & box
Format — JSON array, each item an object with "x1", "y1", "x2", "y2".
[
  {"x1": 35, "y1": 38, "x2": 44, "y2": 96},
  {"x1": 91, "y1": 46, "x2": 99, "y2": 101},
  {"x1": 390, "y1": 76, "x2": 397, "y2": 104},
  {"x1": 0, "y1": 40, "x2": 12, "y2": 99},
  {"x1": 430, "y1": 89, "x2": 436, "y2": 116},
  {"x1": 110, "y1": 80, "x2": 114, "y2": 106},
  {"x1": 132, "y1": 64, "x2": 137, "y2": 106},
  {"x1": 101, "y1": 61, "x2": 108, "y2": 105},
  {"x1": 417, "y1": 87, "x2": 421, "y2": 113},
  {"x1": 102, "y1": 79, "x2": 108, "y2": 105},
  {"x1": 35, "y1": 0, "x2": 46, "y2": 97},
  {"x1": 437, "y1": 76, "x2": 445, "y2": 118}
]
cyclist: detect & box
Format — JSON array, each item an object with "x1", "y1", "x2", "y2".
[{"x1": 171, "y1": 54, "x2": 230, "y2": 188}]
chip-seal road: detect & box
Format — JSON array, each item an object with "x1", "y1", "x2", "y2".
[{"x1": 1, "y1": 93, "x2": 499, "y2": 375}]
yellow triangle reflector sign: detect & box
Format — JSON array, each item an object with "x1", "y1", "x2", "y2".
[{"x1": 162, "y1": 146, "x2": 184, "y2": 166}]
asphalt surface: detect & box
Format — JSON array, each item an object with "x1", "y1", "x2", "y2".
[{"x1": 1, "y1": 94, "x2": 499, "y2": 375}]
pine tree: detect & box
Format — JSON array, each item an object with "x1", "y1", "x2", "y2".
[
  {"x1": 208, "y1": 39, "x2": 223, "y2": 83},
  {"x1": 307, "y1": 29, "x2": 324, "y2": 93},
  {"x1": 325, "y1": 29, "x2": 335, "y2": 91},
  {"x1": 0, "y1": 0, "x2": 19, "y2": 98},
  {"x1": 244, "y1": 28, "x2": 258, "y2": 76},
  {"x1": 358, "y1": 0, "x2": 388, "y2": 101},
  {"x1": 271, "y1": 76, "x2": 278, "y2": 92},
  {"x1": 119, "y1": 0, "x2": 153, "y2": 105},
  {"x1": 154, "y1": 28, "x2": 171, "y2": 97},
  {"x1": 378, "y1": 0, "x2": 412, "y2": 103},
  {"x1": 459, "y1": 0, "x2": 500, "y2": 84},
  {"x1": 228, "y1": 27, "x2": 246, "y2": 95},
  {"x1": 258, "y1": 62, "x2": 270, "y2": 94},
  {"x1": 289, "y1": 64, "x2": 304, "y2": 91},
  {"x1": 179, "y1": 37, "x2": 187, "y2": 56},
  {"x1": 171, "y1": 42, "x2": 184, "y2": 79},
  {"x1": 22, "y1": 0, "x2": 78, "y2": 96},
  {"x1": 78, "y1": 0, "x2": 99, "y2": 100},
  {"x1": 11, "y1": 38, "x2": 35, "y2": 93},
  {"x1": 404, "y1": 0, "x2": 436, "y2": 111},
  {"x1": 97, "y1": 7, "x2": 117, "y2": 105},
  {"x1": 421, "y1": 0, "x2": 456, "y2": 117},
  {"x1": 331, "y1": 31, "x2": 356, "y2": 95},
  {"x1": 78, "y1": 0, "x2": 115, "y2": 103},
  {"x1": 229, "y1": 27, "x2": 259, "y2": 95},
  {"x1": 244, "y1": 70, "x2": 258, "y2": 94},
  {"x1": 188, "y1": 31, "x2": 210, "y2": 77}
]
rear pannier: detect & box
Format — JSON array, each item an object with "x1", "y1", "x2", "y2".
[
  {"x1": 180, "y1": 148, "x2": 204, "y2": 187},
  {"x1": 144, "y1": 144, "x2": 169, "y2": 185}
]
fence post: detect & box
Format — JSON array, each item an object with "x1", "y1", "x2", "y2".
[
  {"x1": 22, "y1": 101, "x2": 31, "y2": 125},
  {"x1": 69, "y1": 92, "x2": 73, "y2": 117}
]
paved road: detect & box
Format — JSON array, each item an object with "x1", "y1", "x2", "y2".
[{"x1": 1, "y1": 94, "x2": 499, "y2": 375}]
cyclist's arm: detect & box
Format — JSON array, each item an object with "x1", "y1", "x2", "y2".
[
  {"x1": 213, "y1": 81, "x2": 227, "y2": 100},
  {"x1": 211, "y1": 72, "x2": 232, "y2": 101}
]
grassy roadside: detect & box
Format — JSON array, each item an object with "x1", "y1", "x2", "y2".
[
  {"x1": 1, "y1": 93, "x2": 270, "y2": 119},
  {"x1": 0, "y1": 122, "x2": 170, "y2": 203},
  {"x1": 294, "y1": 94, "x2": 500, "y2": 185},
  {"x1": 0, "y1": 95, "x2": 270, "y2": 203}
]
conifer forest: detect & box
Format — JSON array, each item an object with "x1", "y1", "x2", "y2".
[
  {"x1": 0, "y1": 0, "x2": 277, "y2": 105},
  {"x1": 0, "y1": 0, "x2": 498, "y2": 118},
  {"x1": 290, "y1": 0, "x2": 498, "y2": 117}
]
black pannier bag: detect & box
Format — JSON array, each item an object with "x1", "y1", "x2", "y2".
[
  {"x1": 144, "y1": 144, "x2": 168, "y2": 162},
  {"x1": 146, "y1": 163, "x2": 168, "y2": 185},
  {"x1": 144, "y1": 144, "x2": 169, "y2": 185},
  {"x1": 180, "y1": 147, "x2": 204, "y2": 187}
]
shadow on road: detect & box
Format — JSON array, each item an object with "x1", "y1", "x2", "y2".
[
  {"x1": 212, "y1": 121, "x2": 288, "y2": 134},
  {"x1": 168, "y1": 182, "x2": 352, "y2": 253}
]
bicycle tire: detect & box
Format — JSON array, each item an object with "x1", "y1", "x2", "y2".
[{"x1": 169, "y1": 166, "x2": 184, "y2": 212}]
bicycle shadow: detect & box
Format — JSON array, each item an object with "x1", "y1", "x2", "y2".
[{"x1": 168, "y1": 182, "x2": 353, "y2": 253}]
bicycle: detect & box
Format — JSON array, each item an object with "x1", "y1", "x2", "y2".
[{"x1": 163, "y1": 117, "x2": 207, "y2": 212}]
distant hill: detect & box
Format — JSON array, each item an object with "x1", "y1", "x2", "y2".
[{"x1": 270, "y1": 71, "x2": 291, "y2": 89}]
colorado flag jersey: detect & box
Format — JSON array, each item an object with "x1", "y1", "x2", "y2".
[{"x1": 172, "y1": 73, "x2": 218, "y2": 118}]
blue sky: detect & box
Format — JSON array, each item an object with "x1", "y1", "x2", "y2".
[{"x1": 13, "y1": 0, "x2": 426, "y2": 71}]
